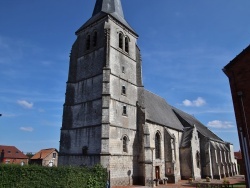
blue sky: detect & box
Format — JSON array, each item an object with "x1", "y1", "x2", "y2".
[{"x1": 1, "y1": 0, "x2": 250, "y2": 153}]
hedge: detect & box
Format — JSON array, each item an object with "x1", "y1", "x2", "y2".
[{"x1": 0, "y1": 164, "x2": 107, "y2": 188}]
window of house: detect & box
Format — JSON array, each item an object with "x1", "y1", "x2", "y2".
[
  {"x1": 93, "y1": 31, "x2": 97, "y2": 47},
  {"x1": 122, "y1": 105, "x2": 127, "y2": 115},
  {"x1": 53, "y1": 153, "x2": 56, "y2": 159},
  {"x1": 155, "y1": 132, "x2": 161, "y2": 159},
  {"x1": 119, "y1": 33, "x2": 123, "y2": 49},
  {"x1": 125, "y1": 37, "x2": 129, "y2": 53},
  {"x1": 123, "y1": 136, "x2": 128, "y2": 152},
  {"x1": 86, "y1": 35, "x2": 90, "y2": 50},
  {"x1": 121, "y1": 86, "x2": 126, "y2": 95}
]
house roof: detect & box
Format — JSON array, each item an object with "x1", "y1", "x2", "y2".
[
  {"x1": 172, "y1": 107, "x2": 223, "y2": 142},
  {"x1": 31, "y1": 148, "x2": 57, "y2": 160},
  {"x1": 234, "y1": 151, "x2": 242, "y2": 160},
  {"x1": 223, "y1": 44, "x2": 250, "y2": 72},
  {"x1": 143, "y1": 90, "x2": 184, "y2": 131},
  {"x1": 0, "y1": 145, "x2": 28, "y2": 159}
]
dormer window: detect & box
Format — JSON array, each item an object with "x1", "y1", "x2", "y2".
[
  {"x1": 93, "y1": 31, "x2": 97, "y2": 47},
  {"x1": 86, "y1": 35, "x2": 90, "y2": 50},
  {"x1": 125, "y1": 37, "x2": 129, "y2": 53},
  {"x1": 119, "y1": 33, "x2": 123, "y2": 49}
]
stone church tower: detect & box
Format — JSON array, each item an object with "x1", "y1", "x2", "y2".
[
  {"x1": 59, "y1": 0, "x2": 238, "y2": 186},
  {"x1": 59, "y1": 0, "x2": 143, "y2": 185}
]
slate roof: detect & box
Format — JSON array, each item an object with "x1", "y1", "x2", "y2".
[
  {"x1": 0, "y1": 145, "x2": 28, "y2": 159},
  {"x1": 180, "y1": 127, "x2": 194, "y2": 148},
  {"x1": 143, "y1": 90, "x2": 183, "y2": 131},
  {"x1": 76, "y1": 0, "x2": 136, "y2": 35},
  {"x1": 31, "y1": 148, "x2": 57, "y2": 160},
  {"x1": 172, "y1": 107, "x2": 223, "y2": 142}
]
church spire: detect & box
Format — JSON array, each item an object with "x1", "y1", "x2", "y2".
[
  {"x1": 76, "y1": 0, "x2": 137, "y2": 35},
  {"x1": 92, "y1": 0, "x2": 124, "y2": 18}
]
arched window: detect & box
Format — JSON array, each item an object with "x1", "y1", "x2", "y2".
[
  {"x1": 123, "y1": 136, "x2": 128, "y2": 152},
  {"x1": 196, "y1": 151, "x2": 200, "y2": 168},
  {"x1": 86, "y1": 35, "x2": 90, "y2": 50},
  {"x1": 125, "y1": 37, "x2": 129, "y2": 53},
  {"x1": 121, "y1": 85, "x2": 126, "y2": 95},
  {"x1": 155, "y1": 132, "x2": 161, "y2": 159},
  {"x1": 93, "y1": 31, "x2": 97, "y2": 47},
  {"x1": 119, "y1": 33, "x2": 123, "y2": 49}
]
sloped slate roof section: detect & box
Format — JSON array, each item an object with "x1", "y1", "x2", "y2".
[
  {"x1": 92, "y1": 0, "x2": 124, "y2": 18},
  {"x1": 143, "y1": 90, "x2": 183, "y2": 131},
  {"x1": 180, "y1": 127, "x2": 194, "y2": 148},
  {"x1": 172, "y1": 107, "x2": 223, "y2": 142},
  {"x1": 76, "y1": 1, "x2": 136, "y2": 35}
]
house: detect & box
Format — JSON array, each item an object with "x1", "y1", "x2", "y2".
[
  {"x1": 31, "y1": 148, "x2": 58, "y2": 167},
  {"x1": 0, "y1": 145, "x2": 29, "y2": 165},
  {"x1": 223, "y1": 45, "x2": 250, "y2": 187},
  {"x1": 58, "y1": 0, "x2": 238, "y2": 186},
  {"x1": 234, "y1": 151, "x2": 245, "y2": 175}
]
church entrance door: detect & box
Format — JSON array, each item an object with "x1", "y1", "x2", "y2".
[{"x1": 155, "y1": 166, "x2": 160, "y2": 179}]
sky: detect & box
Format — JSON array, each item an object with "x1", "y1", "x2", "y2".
[{"x1": 1, "y1": 0, "x2": 250, "y2": 153}]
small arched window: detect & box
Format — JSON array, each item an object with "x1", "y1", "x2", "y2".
[
  {"x1": 86, "y1": 35, "x2": 90, "y2": 50},
  {"x1": 93, "y1": 31, "x2": 97, "y2": 47},
  {"x1": 119, "y1": 33, "x2": 123, "y2": 49},
  {"x1": 123, "y1": 136, "x2": 128, "y2": 152},
  {"x1": 125, "y1": 37, "x2": 129, "y2": 53},
  {"x1": 122, "y1": 86, "x2": 126, "y2": 95},
  {"x1": 155, "y1": 132, "x2": 161, "y2": 159}
]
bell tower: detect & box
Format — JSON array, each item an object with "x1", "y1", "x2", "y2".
[{"x1": 59, "y1": 0, "x2": 143, "y2": 186}]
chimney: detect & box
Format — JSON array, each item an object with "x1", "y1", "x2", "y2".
[{"x1": 0, "y1": 149, "x2": 4, "y2": 163}]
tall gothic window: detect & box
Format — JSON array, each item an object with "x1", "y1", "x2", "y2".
[
  {"x1": 155, "y1": 132, "x2": 161, "y2": 159},
  {"x1": 123, "y1": 136, "x2": 128, "y2": 152},
  {"x1": 93, "y1": 31, "x2": 97, "y2": 47},
  {"x1": 196, "y1": 151, "x2": 200, "y2": 168},
  {"x1": 125, "y1": 37, "x2": 129, "y2": 53},
  {"x1": 119, "y1": 33, "x2": 123, "y2": 49},
  {"x1": 86, "y1": 35, "x2": 90, "y2": 50}
]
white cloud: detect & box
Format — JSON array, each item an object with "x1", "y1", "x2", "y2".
[
  {"x1": 207, "y1": 120, "x2": 234, "y2": 129},
  {"x1": 20, "y1": 127, "x2": 34, "y2": 132},
  {"x1": 183, "y1": 97, "x2": 206, "y2": 107},
  {"x1": 17, "y1": 100, "x2": 34, "y2": 109}
]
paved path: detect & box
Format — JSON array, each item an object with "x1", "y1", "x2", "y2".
[{"x1": 112, "y1": 175, "x2": 246, "y2": 188}]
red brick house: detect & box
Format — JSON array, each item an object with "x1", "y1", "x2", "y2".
[
  {"x1": 234, "y1": 151, "x2": 245, "y2": 175},
  {"x1": 223, "y1": 45, "x2": 250, "y2": 187},
  {"x1": 0, "y1": 145, "x2": 29, "y2": 165},
  {"x1": 30, "y1": 148, "x2": 58, "y2": 167}
]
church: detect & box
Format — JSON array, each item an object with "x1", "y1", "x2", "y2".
[{"x1": 58, "y1": 0, "x2": 238, "y2": 186}]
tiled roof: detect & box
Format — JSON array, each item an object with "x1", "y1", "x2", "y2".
[
  {"x1": 31, "y1": 148, "x2": 57, "y2": 160},
  {"x1": 172, "y1": 107, "x2": 223, "y2": 142},
  {"x1": 143, "y1": 90, "x2": 184, "y2": 131},
  {"x1": 0, "y1": 145, "x2": 28, "y2": 159}
]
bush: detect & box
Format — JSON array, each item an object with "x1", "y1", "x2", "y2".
[{"x1": 0, "y1": 164, "x2": 107, "y2": 188}]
